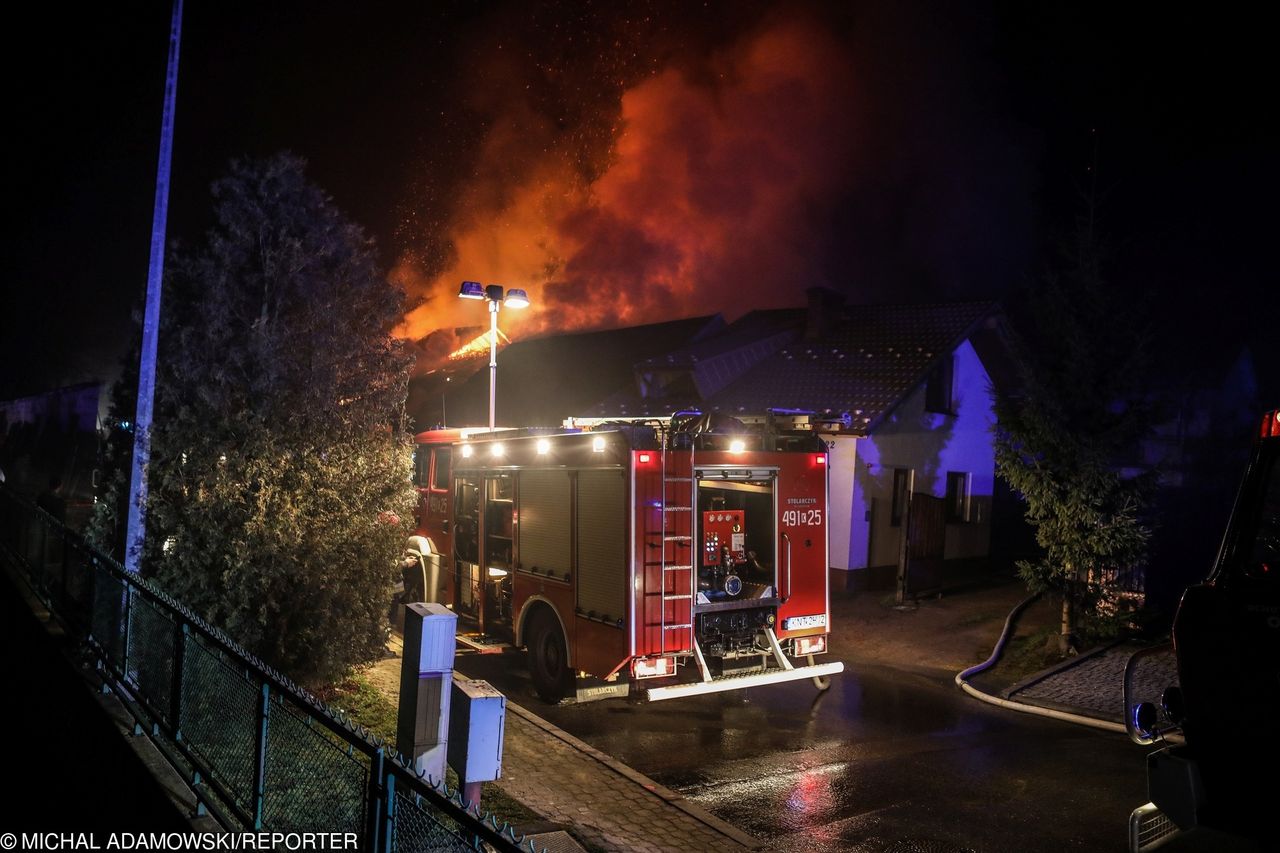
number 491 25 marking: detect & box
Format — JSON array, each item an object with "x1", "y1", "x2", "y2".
[{"x1": 782, "y1": 509, "x2": 822, "y2": 526}]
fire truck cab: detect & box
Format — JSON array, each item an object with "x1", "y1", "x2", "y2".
[{"x1": 405, "y1": 413, "x2": 844, "y2": 702}]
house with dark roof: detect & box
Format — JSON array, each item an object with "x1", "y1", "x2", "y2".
[
  {"x1": 585, "y1": 289, "x2": 1006, "y2": 589},
  {"x1": 405, "y1": 315, "x2": 723, "y2": 430},
  {"x1": 410, "y1": 291, "x2": 1006, "y2": 589}
]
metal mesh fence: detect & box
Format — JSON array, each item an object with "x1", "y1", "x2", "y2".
[
  {"x1": 263, "y1": 694, "x2": 370, "y2": 833},
  {"x1": 60, "y1": 537, "x2": 97, "y2": 633},
  {"x1": 392, "y1": 788, "x2": 476, "y2": 853},
  {"x1": 0, "y1": 486, "x2": 527, "y2": 852},
  {"x1": 126, "y1": 590, "x2": 178, "y2": 725},
  {"x1": 91, "y1": 559, "x2": 127, "y2": 669},
  {"x1": 180, "y1": 633, "x2": 261, "y2": 812}
]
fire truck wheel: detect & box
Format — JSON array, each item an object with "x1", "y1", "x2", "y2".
[{"x1": 528, "y1": 613, "x2": 573, "y2": 703}]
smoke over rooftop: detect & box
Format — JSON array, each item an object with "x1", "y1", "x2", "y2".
[{"x1": 393, "y1": 13, "x2": 859, "y2": 362}]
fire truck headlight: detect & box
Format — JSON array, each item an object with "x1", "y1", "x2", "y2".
[
  {"x1": 491, "y1": 443, "x2": 505, "y2": 457},
  {"x1": 729, "y1": 439, "x2": 746, "y2": 453},
  {"x1": 592, "y1": 436, "x2": 606, "y2": 453},
  {"x1": 461, "y1": 444, "x2": 473, "y2": 458},
  {"x1": 536, "y1": 438, "x2": 551, "y2": 455}
]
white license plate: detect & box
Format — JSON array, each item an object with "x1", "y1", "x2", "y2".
[{"x1": 783, "y1": 614, "x2": 827, "y2": 630}]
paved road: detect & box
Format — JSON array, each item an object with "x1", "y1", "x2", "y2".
[{"x1": 455, "y1": 651, "x2": 1254, "y2": 852}]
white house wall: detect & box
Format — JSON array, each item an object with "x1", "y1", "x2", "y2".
[
  {"x1": 840, "y1": 339, "x2": 995, "y2": 571},
  {"x1": 827, "y1": 434, "x2": 859, "y2": 569}
]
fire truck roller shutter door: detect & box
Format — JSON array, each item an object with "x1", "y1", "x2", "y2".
[
  {"x1": 517, "y1": 470, "x2": 571, "y2": 579},
  {"x1": 577, "y1": 470, "x2": 627, "y2": 623}
]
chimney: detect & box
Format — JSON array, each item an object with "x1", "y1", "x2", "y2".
[{"x1": 805, "y1": 286, "x2": 845, "y2": 340}]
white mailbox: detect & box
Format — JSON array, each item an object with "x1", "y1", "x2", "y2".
[{"x1": 447, "y1": 678, "x2": 505, "y2": 783}]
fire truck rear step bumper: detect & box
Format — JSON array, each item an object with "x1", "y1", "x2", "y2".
[{"x1": 644, "y1": 660, "x2": 845, "y2": 701}]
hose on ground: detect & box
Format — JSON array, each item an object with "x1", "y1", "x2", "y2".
[{"x1": 954, "y1": 592, "x2": 1126, "y2": 734}]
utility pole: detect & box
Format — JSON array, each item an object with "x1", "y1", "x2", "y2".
[
  {"x1": 895, "y1": 468, "x2": 915, "y2": 606},
  {"x1": 125, "y1": 0, "x2": 182, "y2": 573}
]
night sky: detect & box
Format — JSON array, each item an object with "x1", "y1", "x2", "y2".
[{"x1": 4, "y1": 1, "x2": 1275, "y2": 402}]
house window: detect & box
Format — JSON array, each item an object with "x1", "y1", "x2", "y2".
[
  {"x1": 925, "y1": 355, "x2": 954, "y2": 414},
  {"x1": 890, "y1": 468, "x2": 910, "y2": 526},
  {"x1": 946, "y1": 471, "x2": 971, "y2": 522}
]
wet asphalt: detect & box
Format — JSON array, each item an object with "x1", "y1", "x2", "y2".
[{"x1": 455, "y1": 651, "x2": 1258, "y2": 852}]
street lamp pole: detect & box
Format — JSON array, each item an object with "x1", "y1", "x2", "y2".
[
  {"x1": 458, "y1": 281, "x2": 530, "y2": 432},
  {"x1": 126, "y1": 0, "x2": 183, "y2": 573},
  {"x1": 488, "y1": 297, "x2": 499, "y2": 431}
]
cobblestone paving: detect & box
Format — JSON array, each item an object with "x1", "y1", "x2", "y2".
[
  {"x1": 1009, "y1": 641, "x2": 1179, "y2": 720},
  {"x1": 498, "y1": 705, "x2": 755, "y2": 852},
  {"x1": 369, "y1": 635, "x2": 755, "y2": 852}
]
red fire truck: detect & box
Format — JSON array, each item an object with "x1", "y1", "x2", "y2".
[{"x1": 404, "y1": 413, "x2": 844, "y2": 702}]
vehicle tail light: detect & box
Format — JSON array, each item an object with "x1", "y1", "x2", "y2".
[
  {"x1": 638, "y1": 453, "x2": 652, "y2": 464},
  {"x1": 795, "y1": 635, "x2": 827, "y2": 655},
  {"x1": 1261, "y1": 410, "x2": 1280, "y2": 440},
  {"x1": 633, "y1": 656, "x2": 675, "y2": 679},
  {"x1": 814, "y1": 454, "x2": 826, "y2": 466}
]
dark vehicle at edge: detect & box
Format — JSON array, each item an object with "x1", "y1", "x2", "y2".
[{"x1": 1130, "y1": 408, "x2": 1280, "y2": 848}]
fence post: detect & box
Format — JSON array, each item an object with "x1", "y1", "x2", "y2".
[
  {"x1": 120, "y1": 583, "x2": 133, "y2": 679},
  {"x1": 171, "y1": 622, "x2": 188, "y2": 739},
  {"x1": 365, "y1": 747, "x2": 385, "y2": 851},
  {"x1": 382, "y1": 771, "x2": 396, "y2": 853},
  {"x1": 252, "y1": 682, "x2": 271, "y2": 829},
  {"x1": 36, "y1": 516, "x2": 48, "y2": 596},
  {"x1": 60, "y1": 525, "x2": 70, "y2": 614}
]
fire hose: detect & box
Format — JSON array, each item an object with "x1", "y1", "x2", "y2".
[{"x1": 953, "y1": 592, "x2": 1126, "y2": 734}]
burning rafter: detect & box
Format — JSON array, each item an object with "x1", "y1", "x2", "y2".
[{"x1": 448, "y1": 327, "x2": 511, "y2": 361}]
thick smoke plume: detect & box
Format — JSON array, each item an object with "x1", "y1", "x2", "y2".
[{"x1": 394, "y1": 18, "x2": 856, "y2": 359}]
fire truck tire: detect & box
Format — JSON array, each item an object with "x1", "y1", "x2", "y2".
[{"x1": 528, "y1": 613, "x2": 573, "y2": 703}]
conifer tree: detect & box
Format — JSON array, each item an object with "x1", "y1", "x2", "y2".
[
  {"x1": 993, "y1": 226, "x2": 1155, "y2": 645},
  {"x1": 115, "y1": 153, "x2": 416, "y2": 685}
]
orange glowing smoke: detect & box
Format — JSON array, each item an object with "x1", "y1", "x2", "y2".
[{"x1": 394, "y1": 19, "x2": 856, "y2": 360}]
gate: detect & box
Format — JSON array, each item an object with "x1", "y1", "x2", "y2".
[{"x1": 905, "y1": 492, "x2": 946, "y2": 595}]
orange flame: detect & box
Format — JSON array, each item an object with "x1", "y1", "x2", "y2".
[
  {"x1": 394, "y1": 19, "x2": 856, "y2": 362},
  {"x1": 448, "y1": 327, "x2": 509, "y2": 361}
]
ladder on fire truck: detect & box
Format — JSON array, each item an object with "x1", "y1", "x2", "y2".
[{"x1": 654, "y1": 426, "x2": 695, "y2": 657}]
